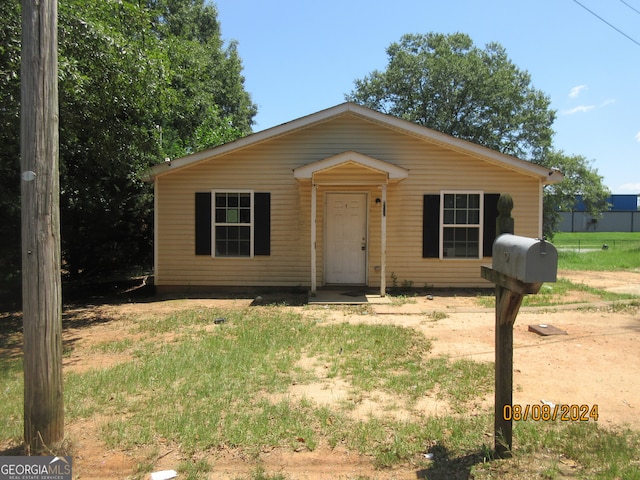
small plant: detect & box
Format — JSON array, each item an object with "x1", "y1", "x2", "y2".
[
  {"x1": 427, "y1": 310, "x2": 448, "y2": 321},
  {"x1": 177, "y1": 458, "x2": 211, "y2": 480},
  {"x1": 389, "y1": 272, "x2": 414, "y2": 294},
  {"x1": 243, "y1": 466, "x2": 289, "y2": 480},
  {"x1": 389, "y1": 294, "x2": 417, "y2": 306},
  {"x1": 391, "y1": 271, "x2": 399, "y2": 289}
]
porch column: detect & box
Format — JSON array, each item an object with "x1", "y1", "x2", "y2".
[
  {"x1": 311, "y1": 183, "x2": 317, "y2": 293},
  {"x1": 380, "y1": 183, "x2": 387, "y2": 296}
]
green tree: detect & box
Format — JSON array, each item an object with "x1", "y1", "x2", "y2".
[
  {"x1": 148, "y1": 0, "x2": 256, "y2": 158},
  {"x1": 57, "y1": 0, "x2": 165, "y2": 278},
  {"x1": 0, "y1": 0, "x2": 22, "y2": 287},
  {"x1": 346, "y1": 33, "x2": 555, "y2": 162},
  {"x1": 346, "y1": 32, "x2": 609, "y2": 237},
  {"x1": 541, "y1": 151, "x2": 611, "y2": 238},
  {"x1": 0, "y1": 0, "x2": 256, "y2": 284}
]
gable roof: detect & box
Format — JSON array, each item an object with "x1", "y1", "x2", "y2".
[
  {"x1": 293, "y1": 151, "x2": 409, "y2": 183},
  {"x1": 143, "y1": 102, "x2": 563, "y2": 183}
]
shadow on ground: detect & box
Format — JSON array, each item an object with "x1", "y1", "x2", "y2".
[{"x1": 416, "y1": 444, "x2": 492, "y2": 479}]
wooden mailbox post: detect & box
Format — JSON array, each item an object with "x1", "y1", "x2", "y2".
[{"x1": 481, "y1": 194, "x2": 558, "y2": 457}]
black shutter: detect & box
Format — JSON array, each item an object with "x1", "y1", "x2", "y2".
[
  {"x1": 254, "y1": 192, "x2": 271, "y2": 256},
  {"x1": 195, "y1": 192, "x2": 212, "y2": 255},
  {"x1": 423, "y1": 194, "x2": 440, "y2": 258},
  {"x1": 483, "y1": 193, "x2": 500, "y2": 257}
]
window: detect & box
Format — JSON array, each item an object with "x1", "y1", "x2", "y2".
[
  {"x1": 214, "y1": 191, "x2": 253, "y2": 257},
  {"x1": 195, "y1": 191, "x2": 271, "y2": 257},
  {"x1": 423, "y1": 192, "x2": 498, "y2": 259},
  {"x1": 441, "y1": 192, "x2": 482, "y2": 258}
]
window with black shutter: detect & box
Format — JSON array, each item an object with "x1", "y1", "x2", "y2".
[
  {"x1": 423, "y1": 192, "x2": 500, "y2": 259},
  {"x1": 195, "y1": 191, "x2": 270, "y2": 257}
]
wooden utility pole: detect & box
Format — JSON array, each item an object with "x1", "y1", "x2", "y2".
[{"x1": 21, "y1": 0, "x2": 63, "y2": 453}]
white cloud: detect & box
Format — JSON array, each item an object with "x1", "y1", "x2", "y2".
[
  {"x1": 562, "y1": 105, "x2": 595, "y2": 115},
  {"x1": 569, "y1": 85, "x2": 588, "y2": 98},
  {"x1": 561, "y1": 98, "x2": 613, "y2": 115},
  {"x1": 618, "y1": 182, "x2": 640, "y2": 192},
  {"x1": 635, "y1": 131, "x2": 640, "y2": 142}
]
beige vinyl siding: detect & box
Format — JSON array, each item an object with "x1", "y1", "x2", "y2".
[
  {"x1": 314, "y1": 162, "x2": 388, "y2": 185},
  {"x1": 155, "y1": 113, "x2": 544, "y2": 288},
  {"x1": 155, "y1": 150, "x2": 308, "y2": 286}
]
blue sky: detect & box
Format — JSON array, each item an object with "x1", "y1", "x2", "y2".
[{"x1": 214, "y1": 0, "x2": 640, "y2": 194}]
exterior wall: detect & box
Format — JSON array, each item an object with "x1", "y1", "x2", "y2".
[
  {"x1": 155, "y1": 113, "x2": 544, "y2": 289},
  {"x1": 381, "y1": 148, "x2": 540, "y2": 288},
  {"x1": 559, "y1": 211, "x2": 640, "y2": 233},
  {"x1": 155, "y1": 145, "x2": 309, "y2": 287}
]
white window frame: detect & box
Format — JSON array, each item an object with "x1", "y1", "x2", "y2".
[
  {"x1": 439, "y1": 191, "x2": 484, "y2": 260},
  {"x1": 212, "y1": 189, "x2": 254, "y2": 258}
]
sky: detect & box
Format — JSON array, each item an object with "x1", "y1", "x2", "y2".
[{"x1": 213, "y1": 0, "x2": 640, "y2": 195}]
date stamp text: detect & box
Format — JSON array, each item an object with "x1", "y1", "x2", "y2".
[{"x1": 503, "y1": 404, "x2": 599, "y2": 422}]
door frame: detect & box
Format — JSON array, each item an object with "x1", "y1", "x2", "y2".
[{"x1": 323, "y1": 191, "x2": 368, "y2": 286}]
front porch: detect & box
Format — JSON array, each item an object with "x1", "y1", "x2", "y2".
[{"x1": 293, "y1": 151, "x2": 409, "y2": 296}]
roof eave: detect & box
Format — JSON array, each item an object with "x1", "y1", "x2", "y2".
[
  {"x1": 142, "y1": 102, "x2": 564, "y2": 184},
  {"x1": 143, "y1": 103, "x2": 358, "y2": 181}
]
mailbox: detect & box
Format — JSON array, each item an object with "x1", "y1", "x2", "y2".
[{"x1": 492, "y1": 234, "x2": 558, "y2": 283}]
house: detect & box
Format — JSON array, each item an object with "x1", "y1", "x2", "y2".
[{"x1": 143, "y1": 103, "x2": 562, "y2": 295}]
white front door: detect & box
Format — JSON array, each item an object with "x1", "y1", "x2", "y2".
[{"x1": 325, "y1": 193, "x2": 367, "y2": 284}]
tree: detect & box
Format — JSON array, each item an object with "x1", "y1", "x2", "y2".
[
  {"x1": 0, "y1": 0, "x2": 257, "y2": 283},
  {"x1": 541, "y1": 151, "x2": 611, "y2": 238},
  {"x1": 57, "y1": 0, "x2": 163, "y2": 278},
  {"x1": 55, "y1": 0, "x2": 256, "y2": 278},
  {"x1": 346, "y1": 33, "x2": 555, "y2": 162},
  {"x1": 346, "y1": 32, "x2": 609, "y2": 236},
  {"x1": 0, "y1": 0, "x2": 22, "y2": 289},
  {"x1": 147, "y1": 0, "x2": 256, "y2": 159}
]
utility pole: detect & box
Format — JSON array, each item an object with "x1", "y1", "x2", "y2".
[{"x1": 21, "y1": 0, "x2": 63, "y2": 453}]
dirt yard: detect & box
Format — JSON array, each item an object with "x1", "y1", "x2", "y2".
[{"x1": 3, "y1": 270, "x2": 640, "y2": 479}]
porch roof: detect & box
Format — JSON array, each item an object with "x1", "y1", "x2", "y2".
[{"x1": 293, "y1": 151, "x2": 409, "y2": 184}]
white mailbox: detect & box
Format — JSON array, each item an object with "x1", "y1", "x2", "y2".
[{"x1": 492, "y1": 234, "x2": 558, "y2": 283}]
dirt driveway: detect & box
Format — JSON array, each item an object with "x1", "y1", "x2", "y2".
[
  {"x1": 3, "y1": 270, "x2": 640, "y2": 479},
  {"x1": 370, "y1": 294, "x2": 640, "y2": 429}
]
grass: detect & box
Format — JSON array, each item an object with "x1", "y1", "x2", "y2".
[
  {"x1": 0, "y1": 355, "x2": 23, "y2": 442},
  {"x1": 476, "y1": 278, "x2": 638, "y2": 308},
  {"x1": 466, "y1": 421, "x2": 640, "y2": 480},
  {"x1": 2, "y1": 300, "x2": 640, "y2": 478},
  {"x1": 57, "y1": 308, "x2": 494, "y2": 458},
  {"x1": 553, "y1": 232, "x2": 640, "y2": 271},
  {"x1": 1, "y1": 234, "x2": 638, "y2": 478},
  {"x1": 473, "y1": 232, "x2": 640, "y2": 308}
]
